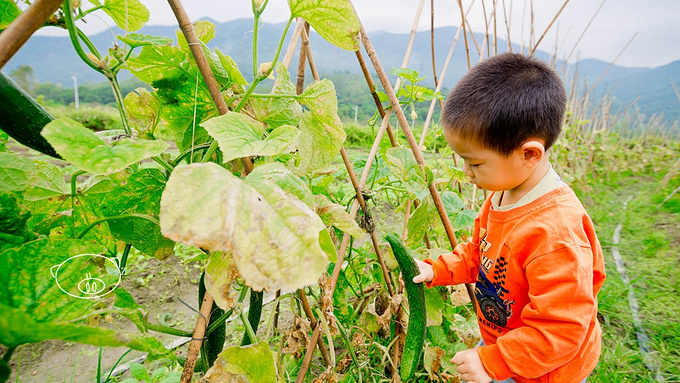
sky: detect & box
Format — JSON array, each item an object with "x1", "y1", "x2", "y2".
[{"x1": 37, "y1": 0, "x2": 680, "y2": 68}]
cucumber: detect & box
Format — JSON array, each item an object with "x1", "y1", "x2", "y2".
[
  {"x1": 0, "y1": 71, "x2": 60, "y2": 158},
  {"x1": 197, "y1": 271, "x2": 226, "y2": 370},
  {"x1": 385, "y1": 233, "x2": 426, "y2": 382},
  {"x1": 240, "y1": 289, "x2": 264, "y2": 346}
]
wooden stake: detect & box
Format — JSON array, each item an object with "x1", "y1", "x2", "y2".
[{"x1": 0, "y1": 0, "x2": 64, "y2": 69}]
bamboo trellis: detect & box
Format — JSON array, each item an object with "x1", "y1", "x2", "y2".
[{"x1": 0, "y1": 0, "x2": 579, "y2": 381}]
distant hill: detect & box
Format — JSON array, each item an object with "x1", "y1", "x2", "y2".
[{"x1": 4, "y1": 18, "x2": 679, "y2": 122}]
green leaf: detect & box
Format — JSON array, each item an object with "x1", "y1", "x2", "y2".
[
  {"x1": 127, "y1": 45, "x2": 186, "y2": 84},
  {"x1": 41, "y1": 118, "x2": 167, "y2": 175},
  {"x1": 100, "y1": 169, "x2": 175, "y2": 260},
  {"x1": 406, "y1": 196, "x2": 436, "y2": 247},
  {"x1": 0, "y1": 193, "x2": 35, "y2": 252},
  {"x1": 440, "y1": 191, "x2": 465, "y2": 213},
  {"x1": 452, "y1": 209, "x2": 477, "y2": 231},
  {"x1": 245, "y1": 64, "x2": 302, "y2": 129},
  {"x1": 0, "y1": 0, "x2": 20, "y2": 30},
  {"x1": 129, "y1": 363, "x2": 151, "y2": 382},
  {"x1": 123, "y1": 87, "x2": 165, "y2": 140},
  {"x1": 0, "y1": 152, "x2": 37, "y2": 192},
  {"x1": 296, "y1": 79, "x2": 345, "y2": 175},
  {"x1": 101, "y1": 0, "x2": 149, "y2": 32},
  {"x1": 0, "y1": 130, "x2": 8, "y2": 152},
  {"x1": 288, "y1": 0, "x2": 360, "y2": 51},
  {"x1": 314, "y1": 194, "x2": 364, "y2": 239},
  {"x1": 118, "y1": 33, "x2": 173, "y2": 48},
  {"x1": 390, "y1": 67, "x2": 425, "y2": 84},
  {"x1": 384, "y1": 147, "x2": 426, "y2": 197},
  {"x1": 0, "y1": 239, "x2": 171, "y2": 358},
  {"x1": 201, "y1": 113, "x2": 299, "y2": 163},
  {"x1": 203, "y1": 341, "x2": 277, "y2": 382},
  {"x1": 424, "y1": 287, "x2": 445, "y2": 327},
  {"x1": 160, "y1": 163, "x2": 330, "y2": 291},
  {"x1": 216, "y1": 49, "x2": 248, "y2": 86},
  {"x1": 176, "y1": 20, "x2": 215, "y2": 46}
]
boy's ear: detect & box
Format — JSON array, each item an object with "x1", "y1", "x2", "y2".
[{"x1": 520, "y1": 141, "x2": 545, "y2": 167}]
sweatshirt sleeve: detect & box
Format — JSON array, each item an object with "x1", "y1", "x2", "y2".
[
  {"x1": 425, "y1": 240, "x2": 480, "y2": 287},
  {"x1": 477, "y1": 244, "x2": 598, "y2": 380}
]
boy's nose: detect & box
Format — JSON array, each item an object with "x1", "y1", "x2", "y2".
[{"x1": 462, "y1": 162, "x2": 474, "y2": 177}]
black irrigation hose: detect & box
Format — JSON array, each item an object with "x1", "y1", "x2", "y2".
[{"x1": 611, "y1": 195, "x2": 664, "y2": 381}]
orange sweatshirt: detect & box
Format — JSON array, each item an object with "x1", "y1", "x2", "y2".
[{"x1": 426, "y1": 186, "x2": 606, "y2": 382}]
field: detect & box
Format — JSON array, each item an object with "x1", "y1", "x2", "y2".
[{"x1": 1, "y1": 1, "x2": 680, "y2": 383}]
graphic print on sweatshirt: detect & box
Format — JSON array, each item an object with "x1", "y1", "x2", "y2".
[{"x1": 475, "y1": 228, "x2": 515, "y2": 329}]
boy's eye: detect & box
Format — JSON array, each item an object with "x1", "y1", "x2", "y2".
[{"x1": 469, "y1": 163, "x2": 480, "y2": 167}]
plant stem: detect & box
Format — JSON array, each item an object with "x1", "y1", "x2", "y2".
[
  {"x1": 108, "y1": 75, "x2": 132, "y2": 135},
  {"x1": 77, "y1": 214, "x2": 159, "y2": 239},
  {"x1": 239, "y1": 306, "x2": 258, "y2": 345},
  {"x1": 76, "y1": 27, "x2": 102, "y2": 59},
  {"x1": 63, "y1": 0, "x2": 103, "y2": 74},
  {"x1": 119, "y1": 243, "x2": 132, "y2": 275},
  {"x1": 206, "y1": 308, "x2": 234, "y2": 336},
  {"x1": 151, "y1": 155, "x2": 174, "y2": 173},
  {"x1": 145, "y1": 322, "x2": 194, "y2": 338},
  {"x1": 70, "y1": 170, "x2": 86, "y2": 196}
]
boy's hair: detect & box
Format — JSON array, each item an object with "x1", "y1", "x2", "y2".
[{"x1": 442, "y1": 52, "x2": 566, "y2": 156}]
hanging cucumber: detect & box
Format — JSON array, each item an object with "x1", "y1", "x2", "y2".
[
  {"x1": 0, "y1": 71, "x2": 60, "y2": 158},
  {"x1": 385, "y1": 233, "x2": 426, "y2": 382},
  {"x1": 197, "y1": 270, "x2": 226, "y2": 370},
  {"x1": 240, "y1": 289, "x2": 264, "y2": 346}
]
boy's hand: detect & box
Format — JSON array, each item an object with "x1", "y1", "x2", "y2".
[
  {"x1": 412, "y1": 259, "x2": 434, "y2": 283},
  {"x1": 452, "y1": 349, "x2": 492, "y2": 383}
]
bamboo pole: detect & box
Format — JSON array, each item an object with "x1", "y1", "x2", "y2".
[
  {"x1": 355, "y1": 49, "x2": 398, "y2": 146},
  {"x1": 529, "y1": 0, "x2": 570, "y2": 55},
  {"x1": 299, "y1": 290, "x2": 332, "y2": 366},
  {"x1": 0, "y1": 0, "x2": 64, "y2": 69},
  {"x1": 167, "y1": 0, "x2": 254, "y2": 173},
  {"x1": 457, "y1": 0, "x2": 472, "y2": 69},
  {"x1": 180, "y1": 294, "x2": 214, "y2": 383}
]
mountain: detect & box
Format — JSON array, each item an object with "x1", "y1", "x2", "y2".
[{"x1": 3, "y1": 19, "x2": 679, "y2": 121}]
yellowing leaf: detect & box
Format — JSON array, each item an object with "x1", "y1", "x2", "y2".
[
  {"x1": 203, "y1": 342, "x2": 277, "y2": 382},
  {"x1": 160, "y1": 163, "x2": 329, "y2": 291}
]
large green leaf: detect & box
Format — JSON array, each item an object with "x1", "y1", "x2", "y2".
[
  {"x1": 0, "y1": 239, "x2": 170, "y2": 357},
  {"x1": 288, "y1": 0, "x2": 360, "y2": 51},
  {"x1": 160, "y1": 163, "x2": 329, "y2": 291},
  {"x1": 0, "y1": 0, "x2": 20, "y2": 30},
  {"x1": 296, "y1": 79, "x2": 345, "y2": 175},
  {"x1": 41, "y1": 118, "x2": 167, "y2": 175},
  {"x1": 440, "y1": 191, "x2": 477, "y2": 231},
  {"x1": 202, "y1": 113, "x2": 299, "y2": 163},
  {"x1": 0, "y1": 152, "x2": 37, "y2": 192},
  {"x1": 126, "y1": 45, "x2": 185, "y2": 84},
  {"x1": 93, "y1": 0, "x2": 149, "y2": 32},
  {"x1": 424, "y1": 287, "x2": 445, "y2": 327},
  {"x1": 100, "y1": 169, "x2": 175, "y2": 260},
  {"x1": 203, "y1": 341, "x2": 278, "y2": 382}
]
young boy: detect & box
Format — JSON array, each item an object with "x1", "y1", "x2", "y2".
[{"x1": 413, "y1": 53, "x2": 606, "y2": 383}]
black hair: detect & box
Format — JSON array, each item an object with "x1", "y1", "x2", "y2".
[{"x1": 442, "y1": 52, "x2": 566, "y2": 156}]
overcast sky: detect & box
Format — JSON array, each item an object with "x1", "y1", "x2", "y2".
[{"x1": 40, "y1": 0, "x2": 680, "y2": 68}]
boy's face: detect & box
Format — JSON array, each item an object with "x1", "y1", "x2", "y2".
[{"x1": 444, "y1": 130, "x2": 534, "y2": 192}]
